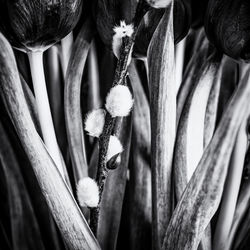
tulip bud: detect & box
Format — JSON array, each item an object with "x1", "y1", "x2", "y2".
[
  {"x1": 0, "y1": 0, "x2": 83, "y2": 52},
  {"x1": 205, "y1": 0, "x2": 250, "y2": 60}
]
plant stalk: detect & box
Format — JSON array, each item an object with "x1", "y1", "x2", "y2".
[
  {"x1": 61, "y1": 32, "x2": 74, "y2": 77},
  {"x1": 88, "y1": 41, "x2": 101, "y2": 109},
  {"x1": 28, "y1": 51, "x2": 65, "y2": 179}
]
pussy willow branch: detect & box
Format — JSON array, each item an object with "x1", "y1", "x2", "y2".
[
  {"x1": 90, "y1": 0, "x2": 149, "y2": 235},
  {"x1": 90, "y1": 37, "x2": 131, "y2": 236}
]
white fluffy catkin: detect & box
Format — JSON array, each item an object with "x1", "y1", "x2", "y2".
[
  {"x1": 105, "y1": 85, "x2": 133, "y2": 117},
  {"x1": 146, "y1": 0, "x2": 171, "y2": 8},
  {"x1": 84, "y1": 109, "x2": 106, "y2": 137},
  {"x1": 77, "y1": 177, "x2": 99, "y2": 208},
  {"x1": 112, "y1": 20, "x2": 134, "y2": 61},
  {"x1": 107, "y1": 135, "x2": 123, "y2": 162}
]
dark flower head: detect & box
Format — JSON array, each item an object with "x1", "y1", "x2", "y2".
[
  {"x1": 0, "y1": 0, "x2": 83, "y2": 52},
  {"x1": 205, "y1": 0, "x2": 250, "y2": 60}
]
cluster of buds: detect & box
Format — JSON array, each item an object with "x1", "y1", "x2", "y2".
[
  {"x1": 80, "y1": 61, "x2": 134, "y2": 207},
  {"x1": 84, "y1": 84, "x2": 133, "y2": 150}
]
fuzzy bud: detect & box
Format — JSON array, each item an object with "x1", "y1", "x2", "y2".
[
  {"x1": 105, "y1": 85, "x2": 133, "y2": 117},
  {"x1": 77, "y1": 177, "x2": 99, "y2": 208},
  {"x1": 84, "y1": 109, "x2": 106, "y2": 137},
  {"x1": 107, "y1": 136, "x2": 123, "y2": 162},
  {"x1": 146, "y1": 0, "x2": 172, "y2": 9},
  {"x1": 112, "y1": 21, "x2": 134, "y2": 60}
]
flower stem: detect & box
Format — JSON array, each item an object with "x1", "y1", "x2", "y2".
[
  {"x1": 88, "y1": 41, "x2": 101, "y2": 109},
  {"x1": 61, "y1": 32, "x2": 74, "y2": 77},
  {"x1": 28, "y1": 51, "x2": 65, "y2": 179}
]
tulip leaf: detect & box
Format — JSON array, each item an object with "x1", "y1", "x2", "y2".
[
  {"x1": 213, "y1": 118, "x2": 248, "y2": 250},
  {"x1": 127, "y1": 61, "x2": 152, "y2": 250},
  {"x1": 177, "y1": 32, "x2": 210, "y2": 124},
  {"x1": 44, "y1": 46, "x2": 68, "y2": 164},
  {"x1": 162, "y1": 67, "x2": 250, "y2": 250},
  {"x1": 147, "y1": 2, "x2": 175, "y2": 248},
  {"x1": 174, "y1": 51, "x2": 222, "y2": 201},
  {"x1": 203, "y1": 58, "x2": 224, "y2": 148},
  {"x1": 0, "y1": 121, "x2": 45, "y2": 250},
  {"x1": 0, "y1": 32, "x2": 100, "y2": 250},
  {"x1": 0, "y1": 101, "x2": 64, "y2": 250},
  {"x1": 227, "y1": 147, "x2": 250, "y2": 249},
  {"x1": 65, "y1": 18, "x2": 95, "y2": 181}
]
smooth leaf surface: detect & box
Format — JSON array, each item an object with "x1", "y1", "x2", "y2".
[
  {"x1": 65, "y1": 18, "x2": 95, "y2": 181},
  {"x1": 147, "y1": 3, "x2": 175, "y2": 248},
  {"x1": 0, "y1": 32, "x2": 100, "y2": 250},
  {"x1": 162, "y1": 68, "x2": 250, "y2": 250}
]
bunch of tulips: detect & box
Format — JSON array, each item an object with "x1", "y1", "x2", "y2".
[{"x1": 0, "y1": 0, "x2": 250, "y2": 250}]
